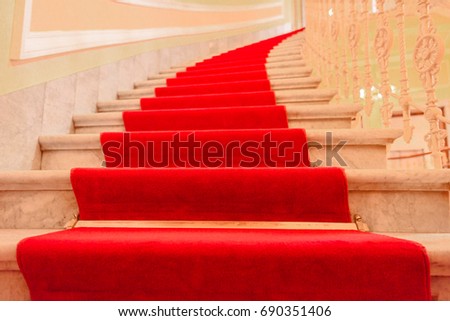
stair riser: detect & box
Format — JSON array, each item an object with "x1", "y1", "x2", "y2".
[
  {"x1": 289, "y1": 119, "x2": 352, "y2": 130},
  {"x1": 1, "y1": 179, "x2": 448, "y2": 234},
  {"x1": 171, "y1": 54, "x2": 304, "y2": 70},
  {"x1": 162, "y1": 59, "x2": 307, "y2": 75},
  {"x1": 74, "y1": 116, "x2": 355, "y2": 134},
  {"x1": 0, "y1": 190, "x2": 77, "y2": 229},
  {"x1": 147, "y1": 67, "x2": 312, "y2": 81},
  {"x1": 120, "y1": 78, "x2": 321, "y2": 100},
  {"x1": 39, "y1": 141, "x2": 389, "y2": 171},
  {"x1": 135, "y1": 73, "x2": 317, "y2": 91},
  {"x1": 1, "y1": 269, "x2": 447, "y2": 301},
  {"x1": 97, "y1": 92, "x2": 337, "y2": 113}
]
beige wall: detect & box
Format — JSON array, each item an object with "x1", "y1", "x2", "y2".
[
  {"x1": 0, "y1": 0, "x2": 299, "y2": 170},
  {"x1": 1, "y1": 0, "x2": 299, "y2": 96}
]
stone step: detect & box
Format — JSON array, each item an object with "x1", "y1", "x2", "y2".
[
  {"x1": 165, "y1": 38, "x2": 304, "y2": 72},
  {"x1": 134, "y1": 67, "x2": 314, "y2": 89},
  {"x1": 147, "y1": 65, "x2": 313, "y2": 81},
  {"x1": 73, "y1": 104, "x2": 362, "y2": 134},
  {"x1": 268, "y1": 46, "x2": 302, "y2": 57},
  {"x1": 0, "y1": 169, "x2": 448, "y2": 233},
  {"x1": 121, "y1": 76, "x2": 321, "y2": 99},
  {"x1": 38, "y1": 128, "x2": 401, "y2": 170},
  {"x1": 97, "y1": 88, "x2": 337, "y2": 113},
  {"x1": 172, "y1": 53, "x2": 304, "y2": 68},
  {"x1": 171, "y1": 53, "x2": 304, "y2": 69},
  {"x1": 0, "y1": 228, "x2": 448, "y2": 300},
  {"x1": 162, "y1": 59, "x2": 308, "y2": 75}
]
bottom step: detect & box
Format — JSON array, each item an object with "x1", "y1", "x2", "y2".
[{"x1": 1, "y1": 229, "x2": 449, "y2": 300}]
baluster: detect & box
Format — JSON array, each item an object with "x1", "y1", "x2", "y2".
[
  {"x1": 308, "y1": 1, "x2": 316, "y2": 76},
  {"x1": 331, "y1": 0, "x2": 340, "y2": 101},
  {"x1": 362, "y1": 0, "x2": 374, "y2": 115},
  {"x1": 319, "y1": 0, "x2": 327, "y2": 85},
  {"x1": 340, "y1": 0, "x2": 350, "y2": 98},
  {"x1": 349, "y1": 0, "x2": 360, "y2": 107},
  {"x1": 326, "y1": 0, "x2": 334, "y2": 88},
  {"x1": 395, "y1": 0, "x2": 414, "y2": 142},
  {"x1": 414, "y1": 0, "x2": 446, "y2": 168},
  {"x1": 313, "y1": 1, "x2": 320, "y2": 78},
  {"x1": 374, "y1": 0, "x2": 394, "y2": 126}
]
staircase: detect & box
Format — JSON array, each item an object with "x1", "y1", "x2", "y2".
[{"x1": 1, "y1": 30, "x2": 450, "y2": 300}]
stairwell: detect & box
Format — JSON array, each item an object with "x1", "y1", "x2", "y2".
[{"x1": 1, "y1": 31, "x2": 450, "y2": 300}]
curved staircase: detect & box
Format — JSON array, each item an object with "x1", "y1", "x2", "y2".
[{"x1": 1, "y1": 29, "x2": 450, "y2": 300}]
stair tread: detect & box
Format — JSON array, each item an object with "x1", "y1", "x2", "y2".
[
  {"x1": 1, "y1": 228, "x2": 449, "y2": 276},
  {"x1": 97, "y1": 88, "x2": 339, "y2": 112},
  {"x1": 2, "y1": 169, "x2": 449, "y2": 191},
  {"x1": 74, "y1": 104, "x2": 362, "y2": 127},
  {"x1": 0, "y1": 229, "x2": 62, "y2": 270},
  {"x1": 38, "y1": 128, "x2": 403, "y2": 151},
  {"x1": 125, "y1": 76, "x2": 321, "y2": 97}
]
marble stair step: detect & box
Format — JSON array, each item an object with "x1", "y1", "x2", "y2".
[
  {"x1": 166, "y1": 36, "x2": 304, "y2": 71},
  {"x1": 0, "y1": 228, "x2": 448, "y2": 300},
  {"x1": 147, "y1": 65, "x2": 313, "y2": 81},
  {"x1": 171, "y1": 53, "x2": 304, "y2": 69},
  {"x1": 97, "y1": 88, "x2": 337, "y2": 113},
  {"x1": 0, "y1": 169, "x2": 449, "y2": 234},
  {"x1": 38, "y1": 128, "x2": 402, "y2": 170},
  {"x1": 120, "y1": 76, "x2": 321, "y2": 99},
  {"x1": 268, "y1": 46, "x2": 302, "y2": 57},
  {"x1": 162, "y1": 59, "x2": 308, "y2": 75},
  {"x1": 73, "y1": 104, "x2": 362, "y2": 134}
]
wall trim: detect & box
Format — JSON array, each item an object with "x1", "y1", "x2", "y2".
[
  {"x1": 115, "y1": 0, "x2": 282, "y2": 12},
  {"x1": 16, "y1": 0, "x2": 284, "y2": 60},
  {"x1": 19, "y1": 16, "x2": 284, "y2": 59}
]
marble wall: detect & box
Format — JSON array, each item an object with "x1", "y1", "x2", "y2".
[{"x1": 0, "y1": 25, "x2": 289, "y2": 170}]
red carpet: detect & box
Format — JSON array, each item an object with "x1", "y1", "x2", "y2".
[
  {"x1": 166, "y1": 70, "x2": 269, "y2": 86},
  {"x1": 141, "y1": 91, "x2": 276, "y2": 110},
  {"x1": 190, "y1": 58, "x2": 267, "y2": 69},
  {"x1": 123, "y1": 106, "x2": 288, "y2": 131},
  {"x1": 155, "y1": 79, "x2": 272, "y2": 97},
  {"x1": 101, "y1": 128, "x2": 310, "y2": 168},
  {"x1": 17, "y1": 29, "x2": 432, "y2": 301},
  {"x1": 176, "y1": 64, "x2": 266, "y2": 77},
  {"x1": 70, "y1": 167, "x2": 349, "y2": 222},
  {"x1": 17, "y1": 228, "x2": 431, "y2": 301}
]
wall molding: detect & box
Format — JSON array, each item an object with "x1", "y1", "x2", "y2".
[
  {"x1": 115, "y1": 0, "x2": 282, "y2": 12},
  {"x1": 16, "y1": 0, "x2": 285, "y2": 60},
  {"x1": 19, "y1": 18, "x2": 285, "y2": 59}
]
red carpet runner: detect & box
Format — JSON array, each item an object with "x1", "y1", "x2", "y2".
[
  {"x1": 18, "y1": 228, "x2": 430, "y2": 301},
  {"x1": 70, "y1": 167, "x2": 347, "y2": 222},
  {"x1": 101, "y1": 128, "x2": 310, "y2": 168},
  {"x1": 141, "y1": 91, "x2": 276, "y2": 110},
  {"x1": 123, "y1": 106, "x2": 288, "y2": 131},
  {"x1": 17, "y1": 29, "x2": 431, "y2": 301},
  {"x1": 154, "y1": 79, "x2": 272, "y2": 97}
]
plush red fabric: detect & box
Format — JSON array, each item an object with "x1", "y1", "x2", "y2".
[
  {"x1": 176, "y1": 64, "x2": 266, "y2": 78},
  {"x1": 192, "y1": 58, "x2": 267, "y2": 69},
  {"x1": 17, "y1": 228, "x2": 431, "y2": 301},
  {"x1": 17, "y1": 28, "x2": 432, "y2": 302},
  {"x1": 141, "y1": 91, "x2": 276, "y2": 110},
  {"x1": 155, "y1": 79, "x2": 272, "y2": 97},
  {"x1": 100, "y1": 128, "x2": 310, "y2": 168},
  {"x1": 123, "y1": 106, "x2": 288, "y2": 131},
  {"x1": 166, "y1": 70, "x2": 269, "y2": 86},
  {"x1": 69, "y1": 167, "x2": 349, "y2": 222},
  {"x1": 194, "y1": 29, "x2": 302, "y2": 67}
]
